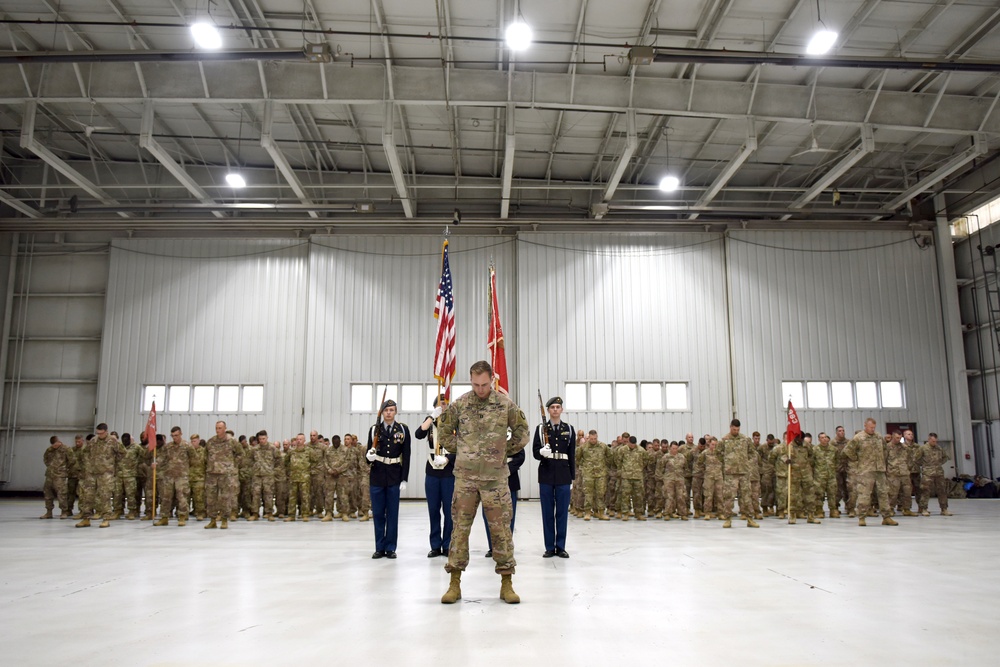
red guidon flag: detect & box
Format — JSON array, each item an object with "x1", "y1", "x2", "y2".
[
  {"x1": 785, "y1": 400, "x2": 802, "y2": 444},
  {"x1": 488, "y1": 263, "x2": 509, "y2": 395},
  {"x1": 433, "y1": 240, "x2": 457, "y2": 400},
  {"x1": 144, "y1": 400, "x2": 157, "y2": 452}
]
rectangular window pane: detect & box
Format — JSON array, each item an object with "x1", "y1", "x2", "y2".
[
  {"x1": 640, "y1": 383, "x2": 663, "y2": 411},
  {"x1": 806, "y1": 382, "x2": 830, "y2": 408},
  {"x1": 351, "y1": 385, "x2": 372, "y2": 412},
  {"x1": 451, "y1": 384, "x2": 472, "y2": 399},
  {"x1": 591, "y1": 383, "x2": 612, "y2": 410},
  {"x1": 167, "y1": 385, "x2": 190, "y2": 412},
  {"x1": 143, "y1": 385, "x2": 165, "y2": 411},
  {"x1": 831, "y1": 382, "x2": 854, "y2": 408},
  {"x1": 881, "y1": 381, "x2": 904, "y2": 408},
  {"x1": 665, "y1": 383, "x2": 688, "y2": 410},
  {"x1": 192, "y1": 385, "x2": 215, "y2": 412},
  {"x1": 242, "y1": 385, "x2": 264, "y2": 412},
  {"x1": 401, "y1": 384, "x2": 424, "y2": 413},
  {"x1": 426, "y1": 385, "x2": 440, "y2": 411},
  {"x1": 217, "y1": 385, "x2": 239, "y2": 412},
  {"x1": 375, "y1": 384, "x2": 398, "y2": 405},
  {"x1": 616, "y1": 383, "x2": 638, "y2": 410},
  {"x1": 856, "y1": 381, "x2": 878, "y2": 408},
  {"x1": 564, "y1": 383, "x2": 587, "y2": 411},
  {"x1": 781, "y1": 382, "x2": 804, "y2": 409}
]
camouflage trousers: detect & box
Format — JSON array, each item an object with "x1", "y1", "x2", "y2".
[
  {"x1": 288, "y1": 479, "x2": 311, "y2": 518},
  {"x1": 813, "y1": 472, "x2": 837, "y2": 514},
  {"x1": 684, "y1": 477, "x2": 693, "y2": 514},
  {"x1": 239, "y1": 473, "x2": 253, "y2": 515},
  {"x1": 774, "y1": 475, "x2": 788, "y2": 513},
  {"x1": 160, "y1": 476, "x2": 190, "y2": 519},
  {"x1": 81, "y1": 472, "x2": 114, "y2": 520},
  {"x1": 619, "y1": 479, "x2": 644, "y2": 514},
  {"x1": 836, "y1": 471, "x2": 849, "y2": 509},
  {"x1": 605, "y1": 474, "x2": 619, "y2": 511},
  {"x1": 190, "y1": 479, "x2": 206, "y2": 518},
  {"x1": 760, "y1": 475, "x2": 774, "y2": 511},
  {"x1": 887, "y1": 474, "x2": 912, "y2": 511},
  {"x1": 325, "y1": 475, "x2": 352, "y2": 516},
  {"x1": 788, "y1": 471, "x2": 816, "y2": 516},
  {"x1": 582, "y1": 475, "x2": 607, "y2": 514},
  {"x1": 919, "y1": 475, "x2": 948, "y2": 511},
  {"x1": 644, "y1": 477, "x2": 659, "y2": 513},
  {"x1": 844, "y1": 471, "x2": 858, "y2": 512},
  {"x1": 353, "y1": 475, "x2": 371, "y2": 514},
  {"x1": 251, "y1": 475, "x2": 275, "y2": 517},
  {"x1": 114, "y1": 477, "x2": 139, "y2": 515},
  {"x1": 68, "y1": 477, "x2": 80, "y2": 512},
  {"x1": 662, "y1": 478, "x2": 687, "y2": 516},
  {"x1": 273, "y1": 478, "x2": 288, "y2": 516},
  {"x1": 310, "y1": 473, "x2": 325, "y2": 513},
  {"x1": 691, "y1": 475, "x2": 705, "y2": 513},
  {"x1": 446, "y1": 477, "x2": 515, "y2": 575},
  {"x1": 143, "y1": 473, "x2": 157, "y2": 517},
  {"x1": 206, "y1": 472, "x2": 237, "y2": 520},
  {"x1": 572, "y1": 469, "x2": 585, "y2": 511},
  {"x1": 43, "y1": 475, "x2": 69, "y2": 513},
  {"x1": 748, "y1": 477, "x2": 762, "y2": 515},
  {"x1": 702, "y1": 473, "x2": 725, "y2": 515},
  {"x1": 855, "y1": 471, "x2": 891, "y2": 518},
  {"x1": 722, "y1": 473, "x2": 752, "y2": 519}
]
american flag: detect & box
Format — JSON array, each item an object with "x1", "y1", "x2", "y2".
[{"x1": 434, "y1": 240, "x2": 456, "y2": 399}]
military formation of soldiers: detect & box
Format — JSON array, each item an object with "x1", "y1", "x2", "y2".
[
  {"x1": 569, "y1": 418, "x2": 955, "y2": 527},
  {"x1": 40, "y1": 421, "x2": 375, "y2": 529}
]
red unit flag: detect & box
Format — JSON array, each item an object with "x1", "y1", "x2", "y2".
[
  {"x1": 145, "y1": 400, "x2": 157, "y2": 452},
  {"x1": 488, "y1": 264, "x2": 509, "y2": 395},
  {"x1": 785, "y1": 401, "x2": 802, "y2": 444}
]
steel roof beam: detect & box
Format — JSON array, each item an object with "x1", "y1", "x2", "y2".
[
  {"x1": 689, "y1": 117, "x2": 758, "y2": 220},
  {"x1": 382, "y1": 103, "x2": 414, "y2": 218},
  {"x1": 262, "y1": 101, "x2": 319, "y2": 219},
  {"x1": 598, "y1": 110, "x2": 638, "y2": 210},
  {"x1": 783, "y1": 124, "x2": 876, "y2": 219},
  {"x1": 500, "y1": 103, "x2": 515, "y2": 220},
  {"x1": 882, "y1": 133, "x2": 988, "y2": 213}
]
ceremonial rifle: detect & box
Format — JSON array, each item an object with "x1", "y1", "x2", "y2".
[
  {"x1": 537, "y1": 390, "x2": 551, "y2": 451},
  {"x1": 371, "y1": 386, "x2": 388, "y2": 459}
]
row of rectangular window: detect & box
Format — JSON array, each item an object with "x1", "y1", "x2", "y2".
[
  {"x1": 142, "y1": 385, "x2": 264, "y2": 413},
  {"x1": 782, "y1": 380, "x2": 904, "y2": 409}
]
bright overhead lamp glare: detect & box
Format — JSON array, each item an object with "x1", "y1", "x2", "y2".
[
  {"x1": 191, "y1": 22, "x2": 223, "y2": 50},
  {"x1": 659, "y1": 175, "x2": 680, "y2": 192},
  {"x1": 505, "y1": 21, "x2": 533, "y2": 51},
  {"x1": 225, "y1": 173, "x2": 246, "y2": 188},
  {"x1": 806, "y1": 29, "x2": 838, "y2": 55}
]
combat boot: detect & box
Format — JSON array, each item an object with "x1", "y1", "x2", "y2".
[
  {"x1": 621, "y1": 515, "x2": 629, "y2": 522},
  {"x1": 663, "y1": 515, "x2": 671, "y2": 521},
  {"x1": 342, "y1": 514, "x2": 350, "y2": 522},
  {"x1": 248, "y1": 514, "x2": 259, "y2": 522},
  {"x1": 858, "y1": 517, "x2": 866, "y2": 526},
  {"x1": 75, "y1": 517, "x2": 91, "y2": 528},
  {"x1": 39, "y1": 510, "x2": 53, "y2": 519},
  {"x1": 60, "y1": 512, "x2": 72, "y2": 519},
  {"x1": 99, "y1": 519, "x2": 110, "y2": 528},
  {"x1": 920, "y1": 509, "x2": 930, "y2": 516},
  {"x1": 266, "y1": 514, "x2": 275, "y2": 522},
  {"x1": 902, "y1": 509, "x2": 916, "y2": 517},
  {"x1": 830, "y1": 509, "x2": 841, "y2": 518},
  {"x1": 807, "y1": 515, "x2": 821, "y2": 524},
  {"x1": 636, "y1": 514, "x2": 647, "y2": 521},
  {"x1": 746, "y1": 517, "x2": 759, "y2": 528},
  {"x1": 597, "y1": 512, "x2": 610, "y2": 521},
  {"x1": 788, "y1": 517, "x2": 796, "y2": 525},
  {"x1": 220, "y1": 517, "x2": 228, "y2": 529},
  {"x1": 583, "y1": 511, "x2": 591, "y2": 521},
  {"x1": 754, "y1": 513, "x2": 763, "y2": 520},
  {"x1": 142, "y1": 513, "x2": 152, "y2": 521},
  {"x1": 680, "y1": 514, "x2": 689, "y2": 521},
  {"x1": 941, "y1": 509, "x2": 953, "y2": 516},
  {"x1": 866, "y1": 509, "x2": 877, "y2": 517},
  {"x1": 882, "y1": 516, "x2": 898, "y2": 526},
  {"x1": 722, "y1": 518, "x2": 732, "y2": 528},
  {"x1": 703, "y1": 514, "x2": 711, "y2": 521},
  {"x1": 126, "y1": 512, "x2": 137, "y2": 520},
  {"x1": 177, "y1": 517, "x2": 187, "y2": 527},
  {"x1": 360, "y1": 513, "x2": 370, "y2": 521},
  {"x1": 284, "y1": 515, "x2": 295, "y2": 522},
  {"x1": 694, "y1": 511, "x2": 702, "y2": 519},
  {"x1": 111, "y1": 511, "x2": 122, "y2": 520},
  {"x1": 72, "y1": 512, "x2": 83, "y2": 519},
  {"x1": 655, "y1": 511, "x2": 663, "y2": 519},
  {"x1": 499, "y1": 574, "x2": 520, "y2": 604},
  {"x1": 204, "y1": 518, "x2": 218, "y2": 529},
  {"x1": 441, "y1": 571, "x2": 462, "y2": 604},
  {"x1": 302, "y1": 516, "x2": 310, "y2": 522},
  {"x1": 321, "y1": 514, "x2": 332, "y2": 522},
  {"x1": 848, "y1": 510, "x2": 856, "y2": 517},
  {"x1": 153, "y1": 516, "x2": 169, "y2": 526}
]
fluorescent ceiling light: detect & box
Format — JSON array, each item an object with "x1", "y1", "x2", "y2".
[
  {"x1": 806, "y1": 29, "x2": 838, "y2": 55},
  {"x1": 225, "y1": 173, "x2": 246, "y2": 188},
  {"x1": 191, "y1": 22, "x2": 223, "y2": 50},
  {"x1": 659, "y1": 175, "x2": 680, "y2": 192},
  {"x1": 505, "y1": 21, "x2": 533, "y2": 52}
]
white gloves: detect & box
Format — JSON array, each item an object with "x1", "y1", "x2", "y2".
[
  {"x1": 365, "y1": 447, "x2": 377, "y2": 462},
  {"x1": 540, "y1": 444, "x2": 553, "y2": 458},
  {"x1": 433, "y1": 454, "x2": 449, "y2": 468},
  {"x1": 431, "y1": 405, "x2": 443, "y2": 420},
  {"x1": 400, "y1": 481, "x2": 407, "y2": 492}
]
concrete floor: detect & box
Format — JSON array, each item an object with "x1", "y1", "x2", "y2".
[{"x1": 1, "y1": 498, "x2": 998, "y2": 666}]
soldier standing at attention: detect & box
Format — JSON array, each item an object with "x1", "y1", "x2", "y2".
[
  {"x1": 903, "y1": 429, "x2": 922, "y2": 510},
  {"x1": 285, "y1": 434, "x2": 312, "y2": 522},
  {"x1": 68, "y1": 435, "x2": 85, "y2": 517},
  {"x1": 691, "y1": 438, "x2": 708, "y2": 518},
  {"x1": 618, "y1": 436, "x2": 647, "y2": 522},
  {"x1": 844, "y1": 418, "x2": 898, "y2": 526},
  {"x1": 758, "y1": 435, "x2": 776, "y2": 516},
  {"x1": 75, "y1": 424, "x2": 122, "y2": 528},
  {"x1": 780, "y1": 433, "x2": 820, "y2": 525},
  {"x1": 322, "y1": 435, "x2": 353, "y2": 522},
  {"x1": 40, "y1": 436, "x2": 71, "y2": 519},
  {"x1": 249, "y1": 430, "x2": 279, "y2": 521},
  {"x1": 533, "y1": 396, "x2": 576, "y2": 558},
  {"x1": 272, "y1": 437, "x2": 288, "y2": 519},
  {"x1": 576, "y1": 430, "x2": 610, "y2": 520},
  {"x1": 438, "y1": 360, "x2": 529, "y2": 604},
  {"x1": 204, "y1": 421, "x2": 242, "y2": 530},
  {"x1": 118, "y1": 434, "x2": 143, "y2": 520},
  {"x1": 831, "y1": 425, "x2": 851, "y2": 514},
  {"x1": 917, "y1": 433, "x2": 953, "y2": 516},
  {"x1": 660, "y1": 442, "x2": 689, "y2": 521},
  {"x1": 154, "y1": 427, "x2": 192, "y2": 526},
  {"x1": 307, "y1": 430, "x2": 326, "y2": 517},
  {"x1": 700, "y1": 437, "x2": 725, "y2": 519},
  {"x1": 812, "y1": 432, "x2": 840, "y2": 518},
  {"x1": 188, "y1": 434, "x2": 207, "y2": 520},
  {"x1": 886, "y1": 431, "x2": 915, "y2": 517},
  {"x1": 416, "y1": 399, "x2": 454, "y2": 557},
  {"x1": 366, "y1": 400, "x2": 411, "y2": 559},
  {"x1": 350, "y1": 434, "x2": 372, "y2": 520},
  {"x1": 571, "y1": 429, "x2": 587, "y2": 517},
  {"x1": 719, "y1": 419, "x2": 759, "y2": 529}
]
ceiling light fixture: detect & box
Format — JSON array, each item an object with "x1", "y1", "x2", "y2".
[
  {"x1": 226, "y1": 109, "x2": 246, "y2": 189},
  {"x1": 191, "y1": 22, "x2": 223, "y2": 50},
  {"x1": 658, "y1": 122, "x2": 681, "y2": 193},
  {"x1": 806, "y1": 0, "x2": 838, "y2": 55},
  {"x1": 505, "y1": 3, "x2": 533, "y2": 52}
]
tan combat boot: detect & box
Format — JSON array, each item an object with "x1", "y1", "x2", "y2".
[
  {"x1": 636, "y1": 514, "x2": 647, "y2": 521},
  {"x1": 941, "y1": 509, "x2": 953, "y2": 516},
  {"x1": 722, "y1": 518, "x2": 732, "y2": 528},
  {"x1": 321, "y1": 513, "x2": 333, "y2": 522},
  {"x1": 920, "y1": 509, "x2": 930, "y2": 516},
  {"x1": 284, "y1": 515, "x2": 295, "y2": 522},
  {"x1": 111, "y1": 511, "x2": 122, "y2": 521},
  {"x1": 360, "y1": 513, "x2": 370, "y2": 521},
  {"x1": 72, "y1": 512, "x2": 83, "y2": 520},
  {"x1": 807, "y1": 515, "x2": 821, "y2": 524},
  {"x1": 342, "y1": 514, "x2": 350, "y2": 522},
  {"x1": 858, "y1": 517, "x2": 867, "y2": 526},
  {"x1": 441, "y1": 571, "x2": 462, "y2": 604},
  {"x1": 204, "y1": 517, "x2": 218, "y2": 529},
  {"x1": 126, "y1": 512, "x2": 137, "y2": 520},
  {"x1": 499, "y1": 574, "x2": 520, "y2": 604},
  {"x1": 621, "y1": 515, "x2": 629, "y2": 522},
  {"x1": 75, "y1": 517, "x2": 91, "y2": 528},
  {"x1": 266, "y1": 514, "x2": 275, "y2": 522},
  {"x1": 830, "y1": 509, "x2": 841, "y2": 518},
  {"x1": 153, "y1": 516, "x2": 169, "y2": 526},
  {"x1": 177, "y1": 517, "x2": 187, "y2": 526},
  {"x1": 746, "y1": 517, "x2": 759, "y2": 528},
  {"x1": 220, "y1": 517, "x2": 229, "y2": 529},
  {"x1": 788, "y1": 516, "x2": 797, "y2": 524},
  {"x1": 663, "y1": 514, "x2": 671, "y2": 521},
  {"x1": 248, "y1": 514, "x2": 259, "y2": 522},
  {"x1": 39, "y1": 510, "x2": 53, "y2": 519},
  {"x1": 597, "y1": 512, "x2": 610, "y2": 521},
  {"x1": 99, "y1": 518, "x2": 110, "y2": 528},
  {"x1": 681, "y1": 514, "x2": 689, "y2": 521},
  {"x1": 583, "y1": 511, "x2": 591, "y2": 521},
  {"x1": 902, "y1": 509, "x2": 916, "y2": 517},
  {"x1": 882, "y1": 516, "x2": 898, "y2": 526}
]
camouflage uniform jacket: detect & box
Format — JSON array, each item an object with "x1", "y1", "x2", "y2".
[
  {"x1": 657, "y1": 451, "x2": 688, "y2": 481},
  {"x1": 917, "y1": 443, "x2": 950, "y2": 477},
  {"x1": 438, "y1": 389, "x2": 529, "y2": 482},
  {"x1": 719, "y1": 433, "x2": 754, "y2": 475},
  {"x1": 43, "y1": 445, "x2": 70, "y2": 478},
  {"x1": 758, "y1": 444, "x2": 775, "y2": 479},
  {"x1": 205, "y1": 435, "x2": 242, "y2": 475},
  {"x1": 250, "y1": 443, "x2": 280, "y2": 478},
  {"x1": 350, "y1": 445, "x2": 368, "y2": 480},
  {"x1": 779, "y1": 442, "x2": 813, "y2": 476},
  {"x1": 645, "y1": 449, "x2": 661, "y2": 483},
  {"x1": 886, "y1": 442, "x2": 910, "y2": 475},
  {"x1": 843, "y1": 432, "x2": 887, "y2": 473},
  {"x1": 158, "y1": 440, "x2": 192, "y2": 478},
  {"x1": 119, "y1": 443, "x2": 143, "y2": 478},
  {"x1": 905, "y1": 443, "x2": 921, "y2": 473},
  {"x1": 238, "y1": 442, "x2": 252, "y2": 480},
  {"x1": 680, "y1": 444, "x2": 695, "y2": 479},
  {"x1": 323, "y1": 443, "x2": 353, "y2": 477},
  {"x1": 287, "y1": 447, "x2": 312, "y2": 483},
  {"x1": 576, "y1": 441, "x2": 611, "y2": 478},
  {"x1": 699, "y1": 448, "x2": 724, "y2": 477},
  {"x1": 832, "y1": 438, "x2": 850, "y2": 473},
  {"x1": 812, "y1": 443, "x2": 838, "y2": 479},
  {"x1": 746, "y1": 443, "x2": 761, "y2": 482},
  {"x1": 692, "y1": 446, "x2": 708, "y2": 477},
  {"x1": 770, "y1": 443, "x2": 789, "y2": 478},
  {"x1": 188, "y1": 445, "x2": 207, "y2": 482},
  {"x1": 273, "y1": 450, "x2": 288, "y2": 482},
  {"x1": 68, "y1": 445, "x2": 84, "y2": 478},
  {"x1": 618, "y1": 446, "x2": 647, "y2": 480},
  {"x1": 87, "y1": 436, "x2": 124, "y2": 476},
  {"x1": 308, "y1": 443, "x2": 326, "y2": 475}
]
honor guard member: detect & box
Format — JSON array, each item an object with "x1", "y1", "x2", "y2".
[
  {"x1": 366, "y1": 399, "x2": 411, "y2": 559},
  {"x1": 416, "y1": 398, "x2": 455, "y2": 558},
  {"x1": 533, "y1": 396, "x2": 576, "y2": 558}
]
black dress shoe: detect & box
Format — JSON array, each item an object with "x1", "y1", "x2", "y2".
[
  {"x1": 484, "y1": 550, "x2": 493, "y2": 558},
  {"x1": 427, "y1": 548, "x2": 442, "y2": 558},
  {"x1": 441, "y1": 548, "x2": 449, "y2": 557},
  {"x1": 372, "y1": 551, "x2": 386, "y2": 559},
  {"x1": 556, "y1": 549, "x2": 570, "y2": 559},
  {"x1": 386, "y1": 551, "x2": 397, "y2": 559},
  {"x1": 543, "y1": 550, "x2": 556, "y2": 558}
]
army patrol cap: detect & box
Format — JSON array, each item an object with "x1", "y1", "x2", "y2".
[
  {"x1": 545, "y1": 396, "x2": 563, "y2": 408},
  {"x1": 380, "y1": 399, "x2": 397, "y2": 413}
]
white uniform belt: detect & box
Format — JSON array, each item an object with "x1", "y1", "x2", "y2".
[
  {"x1": 374, "y1": 455, "x2": 402, "y2": 464},
  {"x1": 550, "y1": 453, "x2": 569, "y2": 460}
]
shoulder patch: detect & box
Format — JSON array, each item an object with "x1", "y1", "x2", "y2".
[{"x1": 518, "y1": 410, "x2": 526, "y2": 421}]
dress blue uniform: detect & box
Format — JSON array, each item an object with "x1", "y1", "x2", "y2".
[
  {"x1": 533, "y1": 397, "x2": 575, "y2": 557},
  {"x1": 366, "y1": 408, "x2": 411, "y2": 558},
  {"x1": 415, "y1": 418, "x2": 455, "y2": 557}
]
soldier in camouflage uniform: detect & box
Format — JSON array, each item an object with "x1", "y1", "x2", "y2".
[
  {"x1": 606, "y1": 436, "x2": 624, "y2": 517},
  {"x1": 576, "y1": 430, "x2": 611, "y2": 520},
  {"x1": 154, "y1": 427, "x2": 193, "y2": 526},
  {"x1": 188, "y1": 434, "x2": 207, "y2": 520},
  {"x1": 273, "y1": 439, "x2": 289, "y2": 518},
  {"x1": 843, "y1": 418, "x2": 898, "y2": 526},
  {"x1": 236, "y1": 435, "x2": 253, "y2": 519},
  {"x1": 700, "y1": 438, "x2": 725, "y2": 519},
  {"x1": 306, "y1": 431, "x2": 325, "y2": 517},
  {"x1": 691, "y1": 438, "x2": 707, "y2": 518},
  {"x1": 41, "y1": 436, "x2": 71, "y2": 519},
  {"x1": 770, "y1": 440, "x2": 789, "y2": 518},
  {"x1": 812, "y1": 432, "x2": 840, "y2": 518},
  {"x1": 643, "y1": 440, "x2": 661, "y2": 517},
  {"x1": 885, "y1": 431, "x2": 915, "y2": 516},
  {"x1": 617, "y1": 437, "x2": 647, "y2": 521},
  {"x1": 438, "y1": 360, "x2": 529, "y2": 605},
  {"x1": 140, "y1": 434, "x2": 158, "y2": 520},
  {"x1": 204, "y1": 421, "x2": 242, "y2": 529},
  {"x1": 917, "y1": 433, "x2": 952, "y2": 516},
  {"x1": 117, "y1": 433, "x2": 143, "y2": 519},
  {"x1": 68, "y1": 435, "x2": 85, "y2": 516},
  {"x1": 659, "y1": 442, "x2": 689, "y2": 520},
  {"x1": 285, "y1": 434, "x2": 312, "y2": 521},
  {"x1": 903, "y1": 429, "x2": 922, "y2": 510},
  {"x1": 719, "y1": 419, "x2": 759, "y2": 528},
  {"x1": 323, "y1": 435, "x2": 354, "y2": 521},
  {"x1": 746, "y1": 432, "x2": 763, "y2": 520},
  {"x1": 571, "y1": 430, "x2": 586, "y2": 517},
  {"x1": 758, "y1": 435, "x2": 775, "y2": 516},
  {"x1": 248, "y1": 430, "x2": 279, "y2": 521},
  {"x1": 350, "y1": 434, "x2": 371, "y2": 520},
  {"x1": 779, "y1": 433, "x2": 820, "y2": 524},
  {"x1": 831, "y1": 426, "x2": 850, "y2": 513},
  {"x1": 680, "y1": 434, "x2": 696, "y2": 517},
  {"x1": 75, "y1": 424, "x2": 123, "y2": 528}
]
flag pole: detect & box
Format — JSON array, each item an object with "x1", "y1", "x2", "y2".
[
  {"x1": 786, "y1": 400, "x2": 793, "y2": 524},
  {"x1": 434, "y1": 379, "x2": 442, "y2": 457}
]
